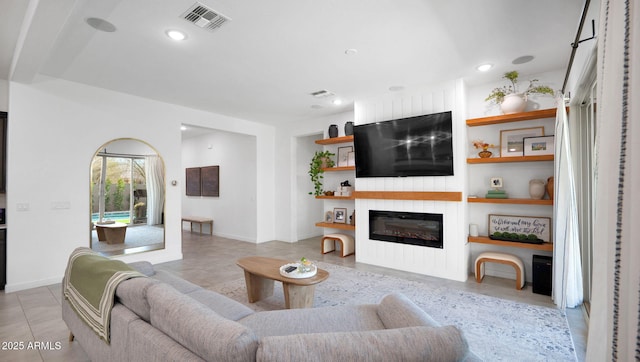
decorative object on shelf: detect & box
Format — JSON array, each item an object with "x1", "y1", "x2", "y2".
[
  {"x1": 309, "y1": 150, "x2": 335, "y2": 196},
  {"x1": 328, "y1": 124, "x2": 339, "y2": 138},
  {"x1": 333, "y1": 207, "x2": 347, "y2": 223},
  {"x1": 337, "y1": 146, "x2": 353, "y2": 167},
  {"x1": 485, "y1": 189, "x2": 508, "y2": 199},
  {"x1": 484, "y1": 71, "x2": 555, "y2": 114},
  {"x1": 488, "y1": 214, "x2": 551, "y2": 242},
  {"x1": 469, "y1": 224, "x2": 479, "y2": 237},
  {"x1": 350, "y1": 210, "x2": 356, "y2": 226},
  {"x1": 529, "y1": 179, "x2": 546, "y2": 199},
  {"x1": 336, "y1": 180, "x2": 353, "y2": 197},
  {"x1": 323, "y1": 190, "x2": 335, "y2": 196},
  {"x1": 325, "y1": 211, "x2": 334, "y2": 223},
  {"x1": 344, "y1": 121, "x2": 354, "y2": 136},
  {"x1": 490, "y1": 177, "x2": 503, "y2": 189},
  {"x1": 500, "y1": 127, "x2": 544, "y2": 157},
  {"x1": 546, "y1": 176, "x2": 554, "y2": 199},
  {"x1": 472, "y1": 140, "x2": 495, "y2": 158},
  {"x1": 524, "y1": 135, "x2": 555, "y2": 156}
]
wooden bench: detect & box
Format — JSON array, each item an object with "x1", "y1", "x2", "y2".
[
  {"x1": 321, "y1": 234, "x2": 355, "y2": 257},
  {"x1": 475, "y1": 251, "x2": 525, "y2": 290},
  {"x1": 181, "y1": 216, "x2": 213, "y2": 235}
]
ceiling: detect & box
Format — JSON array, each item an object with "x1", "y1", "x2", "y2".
[{"x1": 1, "y1": 0, "x2": 583, "y2": 125}]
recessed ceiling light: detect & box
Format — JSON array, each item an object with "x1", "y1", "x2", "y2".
[
  {"x1": 512, "y1": 55, "x2": 534, "y2": 64},
  {"x1": 332, "y1": 99, "x2": 343, "y2": 105},
  {"x1": 345, "y1": 48, "x2": 358, "y2": 55},
  {"x1": 86, "y1": 17, "x2": 117, "y2": 32},
  {"x1": 166, "y1": 29, "x2": 187, "y2": 41},
  {"x1": 311, "y1": 104, "x2": 324, "y2": 109},
  {"x1": 181, "y1": 126, "x2": 187, "y2": 131},
  {"x1": 476, "y1": 64, "x2": 493, "y2": 72},
  {"x1": 389, "y1": 86, "x2": 405, "y2": 92}
]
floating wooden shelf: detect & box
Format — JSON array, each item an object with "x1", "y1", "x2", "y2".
[
  {"x1": 315, "y1": 135, "x2": 354, "y2": 145},
  {"x1": 352, "y1": 191, "x2": 462, "y2": 202},
  {"x1": 315, "y1": 195, "x2": 355, "y2": 200},
  {"x1": 468, "y1": 197, "x2": 553, "y2": 205},
  {"x1": 469, "y1": 236, "x2": 553, "y2": 251},
  {"x1": 315, "y1": 222, "x2": 355, "y2": 231},
  {"x1": 322, "y1": 166, "x2": 355, "y2": 172},
  {"x1": 466, "y1": 108, "x2": 560, "y2": 127},
  {"x1": 467, "y1": 155, "x2": 554, "y2": 164}
]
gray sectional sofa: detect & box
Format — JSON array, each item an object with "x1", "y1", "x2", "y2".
[{"x1": 62, "y1": 260, "x2": 479, "y2": 361}]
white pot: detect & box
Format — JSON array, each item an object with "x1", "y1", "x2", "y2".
[
  {"x1": 529, "y1": 179, "x2": 546, "y2": 199},
  {"x1": 500, "y1": 93, "x2": 527, "y2": 114}
]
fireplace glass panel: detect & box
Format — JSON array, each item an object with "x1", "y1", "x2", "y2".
[{"x1": 369, "y1": 210, "x2": 443, "y2": 249}]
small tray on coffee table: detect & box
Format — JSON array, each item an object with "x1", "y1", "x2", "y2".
[{"x1": 279, "y1": 263, "x2": 317, "y2": 279}]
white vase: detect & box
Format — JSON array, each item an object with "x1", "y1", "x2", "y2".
[
  {"x1": 529, "y1": 179, "x2": 546, "y2": 199},
  {"x1": 500, "y1": 93, "x2": 527, "y2": 114}
]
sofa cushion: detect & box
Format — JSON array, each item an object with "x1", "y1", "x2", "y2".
[
  {"x1": 239, "y1": 304, "x2": 384, "y2": 337},
  {"x1": 377, "y1": 293, "x2": 440, "y2": 328},
  {"x1": 256, "y1": 325, "x2": 470, "y2": 362},
  {"x1": 147, "y1": 283, "x2": 258, "y2": 362},
  {"x1": 115, "y1": 277, "x2": 159, "y2": 322},
  {"x1": 151, "y1": 270, "x2": 201, "y2": 294},
  {"x1": 186, "y1": 289, "x2": 254, "y2": 321}
]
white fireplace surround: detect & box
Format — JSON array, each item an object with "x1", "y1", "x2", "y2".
[{"x1": 353, "y1": 81, "x2": 469, "y2": 282}]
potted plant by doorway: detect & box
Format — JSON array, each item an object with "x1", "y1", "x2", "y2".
[
  {"x1": 485, "y1": 71, "x2": 555, "y2": 114},
  {"x1": 308, "y1": 150, "x2": 335, "y2": 196}
]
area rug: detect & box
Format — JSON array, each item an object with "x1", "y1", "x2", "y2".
[{"x1": 210, "y1": 262, "x2": 577, "y2": 361}]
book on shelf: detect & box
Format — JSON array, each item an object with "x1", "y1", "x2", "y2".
[
  {"x1": 485, "y1": 193, "x2": 509, "y2": 199},
  {"x1": 487, "y1": 189, "x2": 506, "y2": 194}
]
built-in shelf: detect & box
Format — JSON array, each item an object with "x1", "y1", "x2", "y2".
[
  {"x1": 466, "y1": 108, "x2": 559, "y2": 127},
  {"x1": 315, "y1": 135, "x2": 354, "y2": 145},
  {"x1": 322, "y1": 166, "x2": 355, "y2": 172},
  {"x1": 468, "y1": 236, "x2": 553, "y2": 251},
  {"x1": 353, "y1": 191, "x2": 462, "y2": 202},
  {"x1": 468, "y1": 197, "x2": 553, "y2": 205},
  {"x1": 315, "y1": 195, "x2": 355, "y2": 200},
  {"x1": 315, "y1": 222, "x2": 355, "y2": 231},
  {"x1": 467, "y1": 155, "x2": 554, "y2": 164}
]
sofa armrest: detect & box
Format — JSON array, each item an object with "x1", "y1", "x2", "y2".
[
  {"x1": 127, "y1": 261, "x2": 155, "y2": 276},
  {"x1": 377, "y1": 293, "x2": 440, "y2": 328},
  {"x1": 256, "y1": 326, "x2": 470, "y2": 362}
]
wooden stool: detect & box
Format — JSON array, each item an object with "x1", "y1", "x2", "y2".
[
  {"x1": 321, "y1": 234, "x2": 355, "y2": 257},
  {"x1": 475, "y1": 251, "x2": 525, "y2": 290}
]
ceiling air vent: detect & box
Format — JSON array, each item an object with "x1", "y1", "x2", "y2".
[
  {"x1": 310, "y1": 90, "x2": 335, "y2": 98},
  {"x1": 181, "y1": 2, "x2": 230, "y2": 31}
]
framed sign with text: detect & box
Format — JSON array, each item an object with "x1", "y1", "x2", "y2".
[{"x1": 488, "y1": 214, "x2": 551, "y2": 242}]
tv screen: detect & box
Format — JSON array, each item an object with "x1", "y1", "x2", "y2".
[{"x1": 353, "y1": 111, "x2": 453, "y2": 177}]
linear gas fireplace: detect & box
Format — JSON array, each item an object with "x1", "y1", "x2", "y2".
[{"x1": 369, "y1": 210, "x2": 443, "y2": 249}]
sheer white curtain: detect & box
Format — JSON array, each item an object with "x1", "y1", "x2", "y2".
[
  {"x1": 145, "y1": 155, "x2": 164, "y2": 225},
  {"x1": 586, "y1": 0, "x2": 639, "y2": 360},
  {"x1": 552, "y1": 99, "x2": 583, "y2": 309}
]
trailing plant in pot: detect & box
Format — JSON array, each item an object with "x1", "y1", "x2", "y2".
[
  {"x1": 309, "y1": 150, "x2": 335, "y2": 196},
  {"x1": 485, "y1": 71, "x2": 555, "y2": 114}
]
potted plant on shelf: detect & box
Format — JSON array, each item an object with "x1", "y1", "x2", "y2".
[
  {"x1": 308, "y1": 150, "x2": 335, "y2": 196},
  {"x1": 472, "y1": 140, "x2": 496, "y2": 158},
  {"x1": 485, "y1": 71, "x2": 555, "y2": 114}
]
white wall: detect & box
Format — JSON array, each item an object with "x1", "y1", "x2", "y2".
[
  {"x1": 295, "y1": 134, "x2": 323, "y2": 241},
  {"x1": 5, "y1": 76, "x2": 276, "y2": 292},
  {"x1": 353, "y1": 80, "x2": 470, "y2": 282},
  {"x1": 181, "y1": 130, "x2": 257, "y2": 242},
  {"x1": 0, "y1": 79, "x2": 8, "y2": 111}
]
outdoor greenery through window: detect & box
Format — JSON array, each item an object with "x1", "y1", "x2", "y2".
[{"x1": 91, "y1": 155, "x2": 147, "y2": 225}]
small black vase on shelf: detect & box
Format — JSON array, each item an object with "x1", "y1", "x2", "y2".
[
  {"x1": 328, "y1": 124, "x2": 338, "y2": 138},
  {"x1": 344, "y1": 121, "x2": 354, "y2": 136}
]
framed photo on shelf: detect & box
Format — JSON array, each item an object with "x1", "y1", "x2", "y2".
[
  {"x1": 325, "y1": 211, "x2": 334, "y2": 223},
  {"x1": 347, "y1": 151, "x2": 355, "y2": 166},
  {"x1": 524, "y1": 135, "x2": 555, "y2": 156},
  {"x1": 490, "y1": 177, "x2": 503, "y2": 188},
  {"x1": 337, "y1": 146, "x2": 353, "y2": 167},
  {"x1": 500, "y1": 127, "x2": 544, "y2": 157},
  {"x1": 333, "y1": 208, "x2": 347, "y2": 223}
]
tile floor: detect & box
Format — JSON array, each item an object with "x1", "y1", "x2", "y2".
[{"x1": 0, "y1": 231, "x2": 587, "y2": 361}]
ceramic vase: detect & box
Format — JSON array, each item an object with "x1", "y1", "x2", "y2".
[
  {"x1": 546, "y1": 176, "x2": 554, "y2": 200},
  {"x1": 529, "y1": 179, "x2": 546, "y2": 199},
  {"x1": 478, "y1": 150, "x2": 492, "y2": 158},
  {"x1": 500, "y1": 93, "x2": 527, "y2": 114},
  {"x1": 344, "y1": 121, "x2": 354, "y2": 136},
  {"x1": 328, "y1": 124, "x2": 338, "y2": 138}
]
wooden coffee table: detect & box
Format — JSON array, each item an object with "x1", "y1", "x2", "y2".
[{"x1": 236, "y1": 256, "x2": 329, "y2": 309}]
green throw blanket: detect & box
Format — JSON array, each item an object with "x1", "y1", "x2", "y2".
[{"x1": 63, "y1": 247, "x2": 145, "y2": 344}]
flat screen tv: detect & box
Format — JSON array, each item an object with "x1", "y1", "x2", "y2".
[{"x1": 353, "y1": 111, "x2": 453, "y2": 177}]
